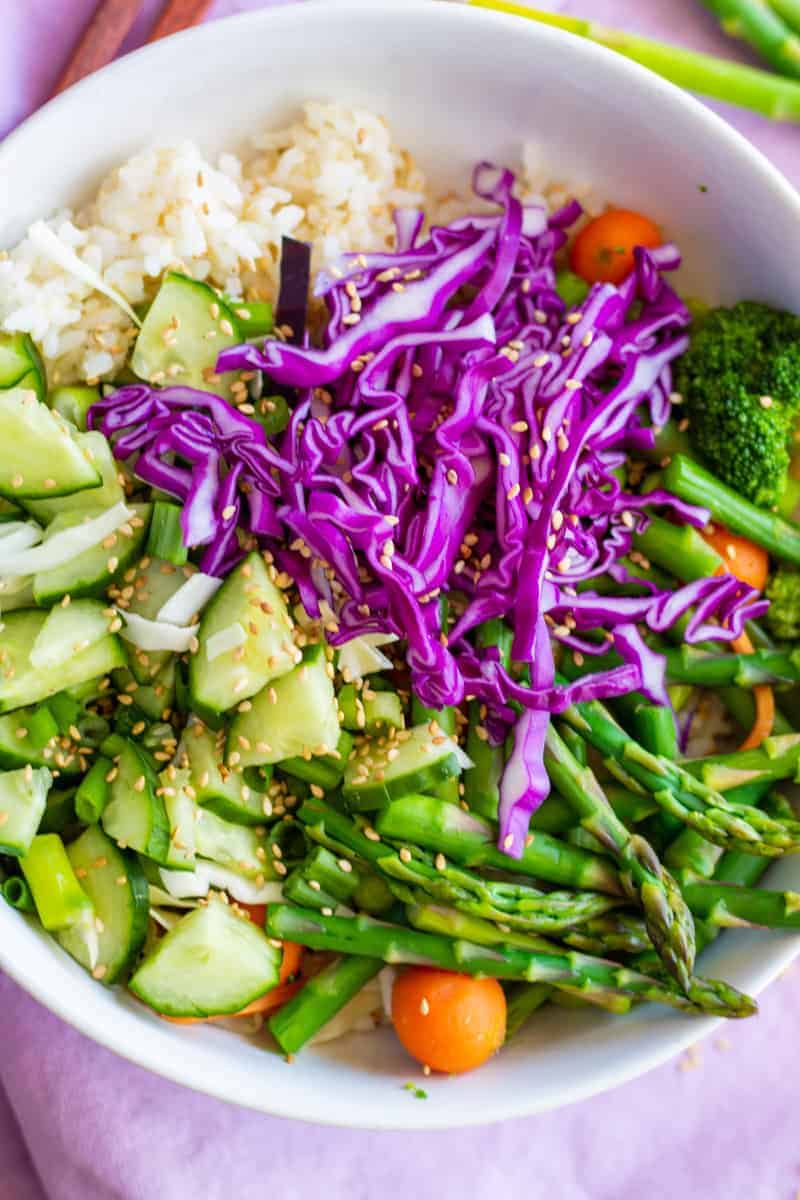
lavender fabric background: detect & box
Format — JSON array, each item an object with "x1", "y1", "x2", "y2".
[{"x1": 1, "y1": 2, "x2": 799, "y2": 1198}]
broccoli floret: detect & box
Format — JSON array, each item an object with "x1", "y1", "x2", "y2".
[
  {"x1": 674, "y1": 301, "x2": 800, "y2": 508},
  {"x1": 766, "y1": 566, "x2": 800, "y2": 641}
]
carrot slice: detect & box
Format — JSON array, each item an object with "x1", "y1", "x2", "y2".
[
  {"x1": 700, "y1": 525, "x2": 769, "y2": 592},
  {"x1": 730, "y1": 629, "x2": 775, "y2": 751}
]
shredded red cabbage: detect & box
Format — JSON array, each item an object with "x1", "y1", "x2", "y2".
[{"x1": 90, "y1": 162, "x2": 767, "y2": 856}]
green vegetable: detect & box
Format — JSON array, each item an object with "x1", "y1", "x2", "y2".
[
  {"x1": 674, "y1": 302, "x2": 800, "y2": 508},
  {"x1": 698, "y1": 0, "x2": 800, "y2": 79},
  {"x1": 663, "y1": 454, "x2": 800, "y2": 565},
  {"x1": 266, "y1": 904, "x2": 755, "y2": 1018},
  {"x1": 544, "y1": 725, "x2": 695, "y2": 988},
  {"x1": 468, "y1": 1, "x2": 800, "y2": 122},
  {"x1": 20, "y1": 834, "x2": 93, "y2": 932},
  {"x1": 268, "y1": 954, "x2": 382, "y2": 1055},
  {"x1": 765, "y1": 565, "x2": 800, "y2": 639}
]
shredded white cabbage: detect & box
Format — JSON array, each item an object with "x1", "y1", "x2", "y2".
[
  {"x1": 205, "y1": 621, "x2": 246, "y2": 662},
  {"x1": 156, "y1": 572, "x2": 221, "y2": 624},
  {"x1": 118, "y1": 610, "x2": 198, "y2": 652},
  {"x1": 0, "y1": 502, "x2": 132, "y2": 576},
  {"x1": 27, "y1": 220, "x2": 141, "y2": 328}
]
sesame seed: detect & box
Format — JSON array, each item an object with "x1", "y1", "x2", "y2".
[
  {"x1": 503, "y1": 833, "x2": 515, "y2": 851},
  {"x1": 510, "y1": 420, "x2": 529, "y2": 433},
  {"x1": 507, "y1": 483, "x2": 520, "y2": 501},
  {"x1": 342, "y1": 313, "x2": 361, "y2": 326},
  {"x1": 92, "y1": 965, "x2": 108, "y2": 980},
  {"x1": 420, "y1": 997, "x2": 430, "y2": 1016},
  {"x1": 321, "y1": 906, "x2": 334, "y2": 916},
  {"x1": 11, "y1": 474, "x2": 23, "y2": 489},
  {"x1": 434, "y1": 853, "x2": 446, "y2": 871},
  {"x1": 220, "y1": 318, "x2": 234, "y2": 336},
  {"x1": 0, "y1": 812, "x2": 7, "y2": 827},
  {"x1": 759, "y1": 395, "x2": 773, "y2": 409},
  {"x1": 498, "y1": 452, "x2": 511, "y2": 467},
  {"x1": 399, "y1": 847, "x2": 412, "y2": 863},
  {"x1": 222, "y1": 505, "x2": 236, "y2": 520},
  {"x1": 533, "y1": 353, "x2": 548, "y2": 368}
]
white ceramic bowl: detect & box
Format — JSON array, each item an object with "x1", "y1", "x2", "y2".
[{"x1": 2, "y1": 0, "x2": 800, "y2": 1130}]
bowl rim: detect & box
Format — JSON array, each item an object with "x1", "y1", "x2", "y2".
[{"x1": 2, "y1": 0, "x2": 800, "y2": 1130}]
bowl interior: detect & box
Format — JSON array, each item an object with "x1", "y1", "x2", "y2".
[{"x1": 1, "y1": 0, "x2": 799, "y2": 1129}]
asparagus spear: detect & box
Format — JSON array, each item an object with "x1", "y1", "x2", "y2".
[
  {"x1": 663, "y1": 455, "x2": 800, "y2": 565},
  {"x1": 699, "y1": 0, "x2": 800, "y2": 79},
  {"x1": 683, "y1": 734, "x2": 800, "y2": 791},
  {"x1": 374, "y1": 793, "x2": 624, "y2": 895},
  {"x1": 406, "y1": 902, "x2": 631, "y2": 1013},
  {"x1": 463, "y1": 621, "x2": 514, "y2": 820},
  {"x1": 266, "y1": 904, "x2": 756, "y2": 1018},
  {"x1": 544, "y1": 725, "x2": 696, "y2": 988},
  {"x1": 769, "y1": 0, "x2": 800, "y2": 34},
  {"x1": 505, "y1": 983, "x2": 554, "y2": 1038},
  {"x1": 681, "y1": 873, "x2": 800, "y2": 928},
  {"x1": 468, "y1": 0, "x2": 800, "y2": 120},
  {"x1": 267, "y1": 954, "x2": 382, "y2": 1055},
  {"x1": 561, "y1": 694, "x2": 800, "y2": 855},
  {"x1": 561, "y1": 912, "x2": 652, "y2": 957},
  {"x1": 662, "y1": 645, "x2": 800, "y2": 689},
  {"x1": 378, "y1": 844, "x2": 622, "y2": 933}
]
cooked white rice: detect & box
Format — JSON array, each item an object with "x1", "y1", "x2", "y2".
[{"x1": 0, "y1": 101, "x2": 428, "y2": 386}]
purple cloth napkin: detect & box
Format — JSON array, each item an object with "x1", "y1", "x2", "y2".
[{"x1": 1, "y1": 2, "x2": 799, "y2": 1198}]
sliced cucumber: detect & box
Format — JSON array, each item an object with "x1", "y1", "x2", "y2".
[
  {"x1": 342, "y1": 723, "x2": 464, "y2": 811},
  {"x1": 129, "y1": 895, "x2": 281, "y2": 1017},
  {"x1": 184, "y1": 723, "x2": 270, "y2": 826},
  {"x1": 338, "y1": 684, "x2": 406, "y2": 734},
  {"x1": 23, "y1": 431, "x2": 123, "y2": 523},
  {"x1": 47, "y1": 385, "x2": 99, "y2": 433},
  {"x1": 33, "y1": 502, "x2": 151, "y2": 604},
  {"x1": 30, "y1": 599, "x2": 112, "y2": 671},
  {"x1": 131, "y1": 272, "x2": 244, "y2": 398},
  {"x1": 190, "y1": 551, "x2": 297, "y2": 716},
  {"x1": 163, "y1": 769, "x2": 197, "y2": 870},
  {"x1": 0, "y1": 766, "x2": 51, "y2": 856},
  {"x1": 194, "y1": 803, "x2": 273, "y2": 880},
  {"x1": 0, "y1": 576, "x2": 36, "y2": 612},
  {"x1": 0, "y1": 609, "x2": 126, "y2": 713},
  {"x1": 0, "y1": 332, "x2": 45, "y2": 400},
  {"x1": 0, "y1": 387, "x2": 100, "y2": 499},
  {"x1": 0, "y1": 705, "x2": 60, "y2": 769},
  {"x1": 123, "y1": 557, "x2": 193, "y2": 684},
  {"x1": 101, "y1": 738, "x2": 171, "y2": 865},
  {"x1": 112, "y1": 659, "x2": 175, "y2": 722},
  {"x1": 227, "y1": 641, "x2": 339, "y2": 768},
  {"x1": 38, "y1": 786, "x2": 77, "y2": 835},
  {"x1": 58, "y1": 825, "x2": 149, "y2": 983}
]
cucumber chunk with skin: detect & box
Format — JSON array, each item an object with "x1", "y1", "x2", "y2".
[
  {"x1": 33, "y1": 502, "x2": 151, "y2": 605},
  {"x1": 0, "y1": 609, "x2": 126, "y2": 713},
  {"x1": 338, "y1": 684, "x2": 405, "y2": 734},
  {"x1": 184, "y1": 722, "x2": 271, "y2": 826},
  {"x1": 0, "y1": 386, "x2": 100, "y2": 498},
  {"x1": 0, "y1": 332, "x2": 45, "y2": 399},
  {"x1": 131, "y1": 272, "x2": 244, "y2": 398},
  {"x1": 0, "y1": 705, "x2": 60, "y2": 770},
  {"x1": 190, "y1": 551, "x2": 298, "y2": 716},
  {"x1": 47, "y1": 385, "x2": 99, "y2": 432},
  {"x1": 163, "y1": 769, "x2": 197, "y2": 870},
  {"x1": 101, "y1": 738, "x2": 171, "y2": 865},
  {"x1": 30, "y1": 599, "x2": 112, "y2": 671},
  {"x1": 194, "y1": 803, "x2": 274, "y2": 880},
  {"x1": 58, "y1": 825, "x2": 149, "y2": 983},
  {"x1": 129, "y1": 895, "x2": 282, "y2": 1017},
  {"x1": 123, "y1": 557, "x2": 195, "y2": 684},
  {"x1": 0, "y1": 766, "x2": 52, "y2": 856},
  {"x1": 23, "y1": 431, "x2": 123, "y2": 523},
  {"x1": 342, "y1": 723, "x2": 464, "y2": 811},
  {"x1": 227, "y1": 642, "x2": 340, "y2": 768}
]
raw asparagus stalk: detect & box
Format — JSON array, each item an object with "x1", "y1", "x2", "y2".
[
  {"x1": 505, "y1": 983, "x2": 554, "y2": 1038},
  {"x1": 562, "y1": 912, "x2": 652, "y2": 957},
  {"x1": 468, "y1": 1, "x2": 800, "y2": 120},
  {"x1": 377, "y1": 844, "x2": 622, "y2": 933},
  {"x1": 405, "y1": 902, "x2": 630, "y2": 1012},
  {"x1": 560, "y1": 694, "x2": 800, "y2": 855},
  {"x1": 663, "y1": 454, "x2": 800, "y2": 565},
  {"x1": 267, "y1": 954, "x2": 382, "y2": 1055},
  {"x1": 683, "y1": 734, "x2": 800, "y2": 791},
  {"x1": 663, "y1": 645, "x2": 800, "y2": 688},
  {"x1": 681, "y1": 873, "x2": 800, "y2": 928},
  {"x1": 463, "y1": 620, "x2": 513, "y2": 820},
  {"x1": 374, "y1": 793, "x2": 623, "y2": 895},
  {"x1": 544, "y1": 725, "x2": 695, "y2": 988},
  {"x1": 698, "y1": 0, "x2": 800, "y2": 79},
  {"x1": 266, "y1": 904, "x2": 756, "y2": 1018}
]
